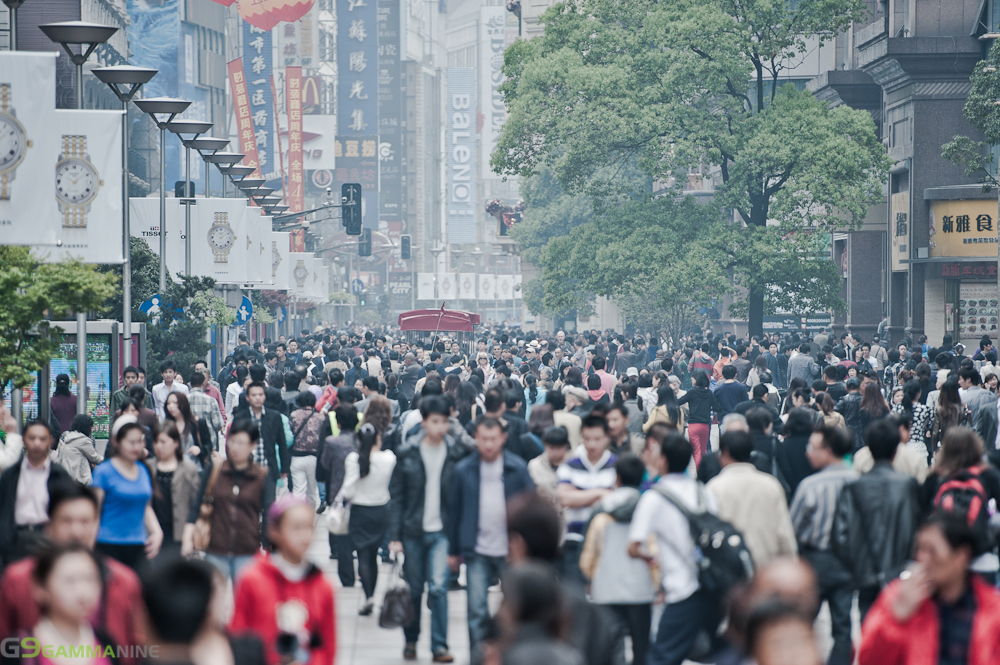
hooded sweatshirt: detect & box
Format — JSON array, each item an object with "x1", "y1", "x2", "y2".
[
  {"x1": 578, "y1": 487, "x2": 658, "y2": 604},
  {"x1": 230, "y1": 553, "x2": 336, "y2": 665}
]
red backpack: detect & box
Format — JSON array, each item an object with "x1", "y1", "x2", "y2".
[{"x1": 934, "y1": 467, "x2": 992, "y2": 551}]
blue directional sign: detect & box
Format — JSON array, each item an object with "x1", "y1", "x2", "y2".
[
  {"x1": 351, "y1": 278, "x2": 364, "y2": 295},
  {"x1": 276, "y1": 306, "x2": 287, "y2": 324},
  {"x1": 138, "y1": 294, "x2": 163, "y2": 316},
  {"x1": 235, "y1": 296, "x2": 254, "y2": 325}
]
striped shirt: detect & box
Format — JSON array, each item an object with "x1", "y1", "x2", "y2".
[
  {"x1": 557, "y1": 450, "x2": 617, "y2": 540},
  {"x1": 789, "y1": 462, "x2": 858, "y2": 550},
  {"x1": 188, "y1": 388, "x2": 223, "y2": 450}
]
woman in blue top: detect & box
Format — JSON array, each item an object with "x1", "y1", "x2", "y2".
[
  {"x1": 91, "y1": 416, "x2": 163, "y2": 572},
  {"x1": 523, "y1": 373, "x2": 547, "y2": 420}
]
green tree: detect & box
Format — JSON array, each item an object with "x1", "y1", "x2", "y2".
[
  {"x1": 0, "y1": 247, "x2": 118, "y2": 395},
  {"x1": 943, "y1": 39, "x2": 1000, "y2": 188},
  {"x1": 495, "y1": 0, "x2": 890, "y2": 336},
  {"x1": 98, "y1": 237, "x2": 160, "y2": 322}
]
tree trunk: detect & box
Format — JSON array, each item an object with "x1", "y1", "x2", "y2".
[{"x1": 748, "y1": 285, "x2": 764, "y2": 340}]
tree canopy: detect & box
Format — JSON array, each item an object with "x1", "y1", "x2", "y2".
[
  {"x1": 495, "y1": 0, "x2": 890, "y2": 336},
  {"x1": 943, "y1": 39, "x2": 1000, "y2": 189}
]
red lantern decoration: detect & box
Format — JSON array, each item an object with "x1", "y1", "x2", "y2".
[{"x1": 236, "y1": 0, "x2": 316, "y2": 31}]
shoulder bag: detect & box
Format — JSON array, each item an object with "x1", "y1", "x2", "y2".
[{"x1": 191, "y1": 460, "x2": 225, "y2": 553}]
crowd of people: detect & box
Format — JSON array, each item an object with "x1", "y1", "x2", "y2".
[{"x1": 1, "y1": 324, "x2": 1000, "y2": 665}]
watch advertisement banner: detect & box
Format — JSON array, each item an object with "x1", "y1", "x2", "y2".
[
  {"x1": 36, "y1": 110, "x2": 123, "y2": 264},
  {"x1": 129, "y1": 198, "x2": 186, "y2": 279},
  {"x1": 378, "y1": 0, "x2": 403, "y2": 224},
  {"x1": 959, "y1": 283, "x2": 999, "y2": 340},
  {"x1": 309, "y1": 256, "x2": 326, "y2": 301},
  {"x1": 929, "y1": 199, "x2": 998, "y2": 258},
  {"x1": 478, "y1": 273, "x2": 495, "y2": 300},
  {"x1": 286, "y1": 66, "x2": 305, "y2": 212},
  {"x1": 497, "y1": 274, "x2": 514, "y2": 301},
  {"x1": 417, "y1": 273, "x2": 435, "y2": 301},
  {"x1": 289, "y1": 252, "x2": 313, "y2": 298},
  {"x1": 447, "y1": 68, "x2": 477, "y2": 244},
  {"x1": 244, "y1": 209, "x2": 270, "y2": 284},
  {"x1": 0, "y1": 52, "x2": 60, "y2": 246},
  {"x1": 228, "y1": 58, "x2": 262, "y2": 176},
  {"x1": 338, "y1": 0, "x2": 378, "y2": 136},
  {"x1": 271, "y1": 231, "x2": 291, "y2": 290},
  {"x1": 437, "y1": 273, "x2": 458, "y2": 302},
  {"x1": 192, "y1": 198, "x2": 253, "y2": 284},
  {"x1": 243, "y1": 21, "x2": 279, "y2": 180},
  {"x1": 459, "y1": 273, "x2": 477, "y2": 299},
  {"x1": 479, "y1": 6, "x2": 506, "y2": 181}
]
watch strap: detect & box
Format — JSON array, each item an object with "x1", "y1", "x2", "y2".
[
  {"x1": 62, "y1": 135, "x2": 86, "y2": 158},
  {"x1": 1, "y1": 85, "x2": 11, "y2": 200},
  {"x1": 60, "y1": 135, "x2": 89, "y2": 228}
]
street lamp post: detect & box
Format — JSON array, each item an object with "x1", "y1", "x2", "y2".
[
  {"x1": 203, "y1": 152, "x2": 246, "y2": 197},
  {"x1": 2, "y1": 0, "x2": 26, "y2": 50},
  {"x1": 93, "y1": 65, "x2": 158, "y2": 372},
  {"x1": 39, "y1": 21, "x2": 119, "y2": 111},
  {"x1": 167, "y1": 121, "x2": 213, "y2": 276},
  {"x1": 189, "y1": 136, "x2": 229, "y2": 197},
  {"x1": 429, "y1": 245, "x2": 446, "y2": 308},
  {"x1": 134, "y1": 97, "x2": 192, "y2": 291},
  {"x1": 39, "y1": 21, "x2": 119, "y2": 417},
  {"x1": 217, "y1": 164, "x2": 253, "y2": 198}
]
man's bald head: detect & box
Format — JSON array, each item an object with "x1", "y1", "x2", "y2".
[{"x1": 751, "y1": 556, "x2": 820, "y2": 617}]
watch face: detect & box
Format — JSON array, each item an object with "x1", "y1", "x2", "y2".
[
  {"x1": 55, "y1": 159, "x2": 100, "y2": 205},
  {"x1": 272, "y1": 246, "x2": 282, "y2": 274},
  {"x1": 0, "y1": 113, "x2": 27, "y2": 172},
  {"x1": 208, "y1": 225, "x2": 236, "y2": 251},
  {"x1": 294, "y1": 266, "x2": 308, "y2": 281}
]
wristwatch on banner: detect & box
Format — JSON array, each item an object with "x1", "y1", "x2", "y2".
[
  {"x1": 208, "y1": 212, "x2": 236, "y2": 263},
  {"x1": 0, "y1": 84, "x2": 30, "y2": 201},
  {"x1": 272, "y1": 241, "x2": 282, "y2": 278},
  {"x1": 56, "y1": 135, "x2": 102, "y2": 228},
  {"x1": 293, "y1": 260, "x2": 309, "y2": 288}
]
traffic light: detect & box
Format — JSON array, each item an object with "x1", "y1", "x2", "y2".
[
  {"x1": 174, "y1": 180, "x2": 195, "y2": 197},
  {"x1": 359, "y1": 228, "x2": 372, "y2": 257},
  {"x1": 400, "y1": 235, "x2": 411, "y2": 260},
  {"x1": 342, "y1": 183, "x2": 362, "y2": 235}
]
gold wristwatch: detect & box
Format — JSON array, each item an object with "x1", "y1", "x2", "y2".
[
  {"x1": 0, "y1": 83, "x2": 30, "y2": 201},
  {"x1": 207, "y1": 212, "x2": 236, "y2": 262},
  {"x1": 293, "y1": 259, "x2": 308, "y2": 287},
  {"x1": 56, "y1": 135, "x2": 102, "y2": 228},
  {"x1": 272, "y1": 240, "x2": 282, "y2": 278}
]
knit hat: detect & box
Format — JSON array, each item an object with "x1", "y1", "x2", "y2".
[{"x1": 267, "y1": 493, "x2": 313, "y2": 529}]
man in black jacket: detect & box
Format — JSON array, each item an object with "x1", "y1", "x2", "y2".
[
  {"x1": 233, "y1": 383, "x2": 290, "y2": 490},
  {"x1": 834, "y1": 377, "x2": 865, "y2": 450},
  {"x1": 0, "y1": 420, "x2": 71, "y2": 565},
  {"x1": 387, "y1": 396, "x2": 470, "y2": 663},
  {"x1": 832, "y1": 416, "x2": 921, "y2": 620}
]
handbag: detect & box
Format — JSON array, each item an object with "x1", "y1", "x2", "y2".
[
  {"x1": 323, "y1": 489, "x2": 351, "y2": 535},
  {"x1": 191, "y1": 460, "x2": 224, "y2": 553},
  {"x1": 379, "y1": 558, "x2": 415, "y2": 629}
]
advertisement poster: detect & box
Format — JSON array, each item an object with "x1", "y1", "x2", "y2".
[
  {"x1": 242, "y1": 20, "x2": 279, "y2": 180},
  {"x1": 129, "y1": 198, "x2": 186, "y2": 279},
  {"x1": 286, "y1": 66, "x2": 305, "y2": 211},
  {"x1": 228, "y1": 59, "x2": 262, "y2": 176},
  {"x1": 890, "y1": 191, "x2": 909, "y2": 272},
  {"x1": 929, "y1": 199, "x2": 999, "y2": 258},
  {"x1": 191, "y1": 199, "x2": 255, "y2": 284},
  {"x1": 958, "y1": 283, "x2": 999, "y2": 340},
  {"x1": 272, "y1": 231, "x2": 291, "y2": 290},
  {"x1": 479, "y1": 6, "x2": 506, "y2": 181},
  {"x1": 36, "y1": 110, "x2": 123, "y2": 264},
  {"x1": 49, "y1": 336, "x2": 113, "y2": 439},
  {"x1": 446, "y1": 68, "x2": 477, "y2": 244},
  {"x1": 0, "y1": 52, "x2": 59, "y2": 246}
]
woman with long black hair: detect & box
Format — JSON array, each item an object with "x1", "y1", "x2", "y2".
[
  {"x1": 164, "y1": 391, "x2": 213, "y2": 467},
  {"x1": 677, "y1": 370, "x2": 718, "y2": 467},
  {"x1": 643, "y1": 383, "x2": 685, "y2": 433},
  {"x1": 341, "y1": 422, "x2": 396, "y2": 615},
  {"x1": 50, "y1": 373, "x2": 77, "y2": 434},
  {"x1": 890, "y1": 379, "x2": 932, "y2": 461},
  {"x1": 523, "y1": 373, "x2": 547, "y2": 420}
]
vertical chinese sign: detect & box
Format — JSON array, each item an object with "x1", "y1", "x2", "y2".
[
  {"x1": 479, "y1": 6, "x2": 506, "y2": 181},
  {"x1": 378, "y1": 0, "x2": 402, "y2": 227},
  {"x1": 228, "y1": 59, "x2": 261, "y2": 174},
  {"x1": 243, "y1": 21, "x2": 279, "y2": 181},
  {"x1": 286, "y1": 66, "x2": 304, "y2": 212},
  {"x1": 338, "y1": 0, "x2": 378, "y2": 229}
]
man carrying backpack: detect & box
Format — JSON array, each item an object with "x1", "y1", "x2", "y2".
[
  {"x1": 628, "y1": 432, "x2": 730, "y2": 665},
  {"x1": 790, "y1": 423, "x2": 858, "y2": 665}
]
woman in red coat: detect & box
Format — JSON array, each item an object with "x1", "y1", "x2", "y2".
[
  {"x1": 859, "y1": 513, "x2": 1000, "y2": 665},
  {"x1": 230, "y1": 495, "x2": 336, "y2": 665}
]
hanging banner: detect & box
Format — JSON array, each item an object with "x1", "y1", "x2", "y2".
[
  {"x1": 479, "y1": 6, "x2": 506, "y2": 180},
  {"x1": 36, "y1": 110, "x2": 123, "y2": 264},
  {"x1": 309, "y1": 256, "x2": 326, "y2": 301},
  {"x1": 228, "y1": 58, "x2": 261, "y2": 176},
  {"x1": 378, "y1": 0, "x2": 403, "y2": 224},
  {"x1": 129, "y1": 198, "x2": 186, "y2": 280},
  {"x1": 497, "y1": 274, "x2": 514, "y2": 301},
  {"x1": 242, "y1": 21, "x2": 279, "y2": 181},
  {"x1": 337, "y1": 0, "x2": 378, "y2": 137},
  {"x1": 459, "y1": 273, "x2": 477, "y2": 299},
  {"x1": 417, "y1": 273, "x2": 435, "y2": 301},
  {"x1": 243, "y1": 209, "x2": 269, "y2": 284},
  {"x1": 272, "y1": 231, "x2": 291, "y2": 290},
  {"x1": 438, "y1": 273, "x2": 458, "y2": 302},
  {"x1": 334, "y1": 135, "x2": 378, "y2": 230},
  {"x1": 191, "y1": 198, "x2": 253, "y2": 284},
  {"x1": 289, "y1": 251, "x2": 313, "y2": 298},
  {"x1": 478, "y1": 273, "x2": 496, "y2": 300},
  {"x1": 447, "y1": 68, "x2": 477, "y2": 244},
  {"x1": 0, "y1": 52, "x2": 60, "y2": 246},
  {"x1": 286, "y1": 66, "x2": 305, "y2": 212}
]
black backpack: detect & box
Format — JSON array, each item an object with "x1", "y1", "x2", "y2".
[{"x1": 654, "y1": 484, "x2": 755, "y2": 597}]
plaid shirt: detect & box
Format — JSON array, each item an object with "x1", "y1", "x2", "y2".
[
  {"x1": 249, "y1": 406, "x2": 268, "y2": 467},
  {"x1": 188, "y1": 388, "x2": 223, "y2": 450}
]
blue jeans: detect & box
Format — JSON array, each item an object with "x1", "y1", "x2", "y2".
[
  {"x1": 465, "y1": 553, "x2": 505, "y2": 648},
  {"x1": 402, "y1": 531, "x2": 450, "y2": 652},
  {"x1": 206, "y1": 553, "x2": 255, "y2": 583},
  {"x1": 647, "y1": 589, "x2": 720, "y2": 665}
]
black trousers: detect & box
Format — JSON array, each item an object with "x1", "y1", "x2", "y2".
[
  {"x1": 607, "y1": 603, "x2": 651, "y2": 665},
  {"x1": 330, "y1": 533, "x2": 356, "y2": 587}
]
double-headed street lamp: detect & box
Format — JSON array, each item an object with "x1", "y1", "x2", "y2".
[
  {"x1": 134, "y1": 97, "x2": 192, "y2": 291},
  {"x1": 167, "y1": 120, "x2": 213, "y2": 276},
  {"x1": 39, "y1": 21, "x2": 118, "y2": 111},
  {"x1": 93, "y1": 65, "x2": 158, "y2": 371},
  {"x1": 189, "y1": 137, "x2": 230, "y2": 197},
  {"x1": 220, "y1": 165, "x2": 254, "y2": 197},
  {"x1": 203, "y1": 152, "x2": 246, "y2": 197}
]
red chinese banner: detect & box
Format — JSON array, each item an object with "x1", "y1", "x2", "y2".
[
  {"x1": 286, "y1": 66, "x2": 304, "y2": 213},
  {"x1": 290, "y1": 229, "x2": 305, "y2": 252},
  {"x1": 227, "y1": 58, "x2": 261, "y2": 177}
]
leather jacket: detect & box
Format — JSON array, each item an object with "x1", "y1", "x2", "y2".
[{"x1": 831, "y1": 461, "x2": 921, "y2": 588}]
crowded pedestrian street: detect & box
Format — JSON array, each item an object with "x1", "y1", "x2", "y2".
[{"x1": 8, "y1": 0, "x2": 1000, "y2": 664}]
